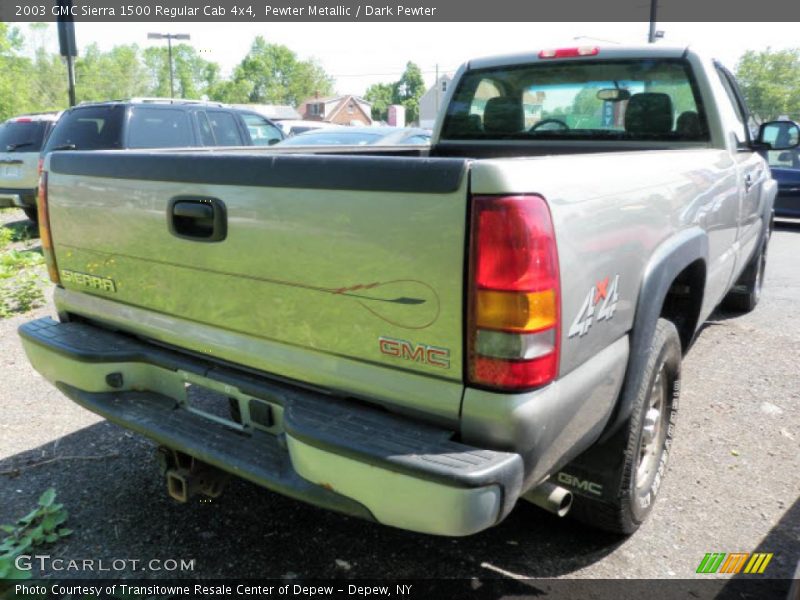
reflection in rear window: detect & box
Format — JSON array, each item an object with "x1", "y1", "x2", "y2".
[
  {"x1": 127, "y1": 107, "x2": 193, "y2": 149},
  {"x1": 0, "y1": 121, "x2": 49, "y2": 152},
  {"x1": 43, "y1": 105, "x2": 125, "y2": 152},
  {"x1": 280, "y1": 132, "x2": 383, "y2": 146}
]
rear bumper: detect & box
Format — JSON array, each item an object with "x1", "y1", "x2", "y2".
[
  {"x1": 19, "y1": 317, "x2": 523, "y2": 536},
  {"x1": 0, "y1": 187, "x2": 35, "y2": 208}
]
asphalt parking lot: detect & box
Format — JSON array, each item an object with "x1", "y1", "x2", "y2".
[{"x1": 0, "y1": 210, "x2": 798, "y2": 586}]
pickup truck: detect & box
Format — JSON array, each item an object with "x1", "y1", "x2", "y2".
[{"x1": 20, "y1": 46, "x2": 800, "y2": 536}]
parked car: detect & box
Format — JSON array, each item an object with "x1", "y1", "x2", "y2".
[
  {"x1": 22, "y1": 46, "x2": 795, "y2": 537},
  {"x1": 763, "y1": 125, "x2": 800, "y2": 218},
  {"x1": 274, "y1": 119, "x2": 342, "y2": 137},
  {"x1": 277, "y1": 126, "x2": 431, "y2": 146},
  {"x1": 41, "y1": 98, "x2": 284, "y2": 157},
  {"x1": 0, "y1": 112, "x2": 60, "y2": 221}
]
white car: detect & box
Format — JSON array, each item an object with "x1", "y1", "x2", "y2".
[{"x1": 274, "y1": 120, "x2": 342, "y2": 137}]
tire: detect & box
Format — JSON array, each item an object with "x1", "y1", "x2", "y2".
[
  {"x1": 23, "y1": 206, "x2": 38, "y2": 223},
  {"x1": 569, "y1": 318, "x2": 682, "y2": 534},
  {"x1": 721, "y1": 233, "x2": 768, "y2": 313}
]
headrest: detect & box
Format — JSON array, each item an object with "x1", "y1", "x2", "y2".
[
  {"x1": 676, "y1": 111, "x2": 702, "y2": 138},
  {"x1": 483, "y1": 97, "x2": 523, "y2": 134},
  {"x1": 625, "y1": 93, "x2": 673, "y2": 135},
  {"x1": 446, "y1": 114, "x2": 483, "y2": 136}
]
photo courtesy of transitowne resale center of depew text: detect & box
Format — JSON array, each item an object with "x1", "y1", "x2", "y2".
[{"x1": 0, "y1": 0, "x2": 798, "y2": 598}]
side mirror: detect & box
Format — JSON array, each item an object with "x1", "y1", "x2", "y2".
[
  {"x1": 268, "y1": 138, "x2": 280, "y2": 146},
  {"x1": 757, "y1": 120, "x2": 800, "y2": 150}
]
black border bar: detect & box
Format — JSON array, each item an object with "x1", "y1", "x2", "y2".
[{"x1": 4, "y1": 0, "x2": 800, "y2": 22}]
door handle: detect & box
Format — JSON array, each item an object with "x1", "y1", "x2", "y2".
[
  {"x1": 744, "y1": 173, "x2": 753, "y2": 192},
  {"x1": 168, "y1": 197, "x2": 227, "y2": 242}
]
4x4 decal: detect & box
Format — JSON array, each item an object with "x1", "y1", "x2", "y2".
[{"x1": 568, "y1": 275, "x2": 620, "y2": 338}]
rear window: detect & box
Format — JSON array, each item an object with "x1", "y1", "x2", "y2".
[
  {"x1": 0, "y1": 121, "x2": 49, "y2": 152},
  {"x1": 127, "y1": 107, "x2": 194, "y2": 149},
  {"x1": 43, "y1": 105, "x2": 125, "y2": 152},
  {"x1": 441, "y1": 59, "x2": 709, "y2": 143}
]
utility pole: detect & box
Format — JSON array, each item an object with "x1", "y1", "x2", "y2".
[
  {"x1": 56, "y1": 0, "x2": 77, "y2": 106},
  {"x1": 648, "y1": 0, "x2": 664, "y2": 43},
  {"x1": 147, "y1": 32, "x2": 191, "y2": 98}
]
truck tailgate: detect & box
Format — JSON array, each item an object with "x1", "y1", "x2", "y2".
[{"x1": 46, "y1": 151, "x2": 470, "y2": 421}]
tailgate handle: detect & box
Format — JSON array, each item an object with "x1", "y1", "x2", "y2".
[{"x1": 168, "y1": 197, "x2": 227, "y2": 242}]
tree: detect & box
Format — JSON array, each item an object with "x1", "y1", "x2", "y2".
[
  {"x1": 0, "y1": 23, "x2": 35, "y2": 120},
  {"x1": 26, "y1": 24, "x2": 67, "y2": 112},
  {"x1": 392, "y1": 62, "x2": 425, "y2": 124},
  {"x1": 75, "y1": 43, "x2": 150, "y2": 102},
  {"x1": 364, "y1": 83, "x2": 393, "y2": 121},
  {"x1": 215, "y1": 36, "x2": 333, "y2": 106},
  {"x1": 143, "y1": 44, "x2": 221, "y2": 99},
  {"x1": 735, "y1": 48, "x2": 800, "y2": 122}
]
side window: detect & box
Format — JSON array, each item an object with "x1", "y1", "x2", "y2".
[
  {"x1": 715, "y1": 66, "x2": 750, "y2": 144},
  {"x1": 241, "y1": 114, "x2": 282, "y2": 146},
  {"x1": 127, "y1": 107, "x2": 193, "y2": 149},
  {"x1": 206, "y1": 111, "x2": 244, "y2": 146},
  {"x1": 197, "y1": 111, "x2": 216, "y2": 145}
]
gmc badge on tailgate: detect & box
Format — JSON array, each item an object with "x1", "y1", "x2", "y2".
[{"x1": 379, "y1": 336, "x2": 450, "y2": 369}]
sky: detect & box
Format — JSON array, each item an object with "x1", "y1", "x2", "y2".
[{"x1": 19, "y1": 21, "x2": 798, "y2": 96}]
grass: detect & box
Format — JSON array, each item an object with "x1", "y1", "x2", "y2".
[
  {"x1": 0, "y1": 488, "x2": 72, "y2": 580},
  {"x1": 0, "y1": 222, "x2": 47, "y2": 319}
]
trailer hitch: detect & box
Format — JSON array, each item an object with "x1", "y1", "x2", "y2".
[{"x1": 156, "y1": 447, "x2": 230, "y2": 503}]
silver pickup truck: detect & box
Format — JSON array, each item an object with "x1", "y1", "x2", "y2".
[{"x1": 19, "y1": 46, "x2": 800, "y2": 536}]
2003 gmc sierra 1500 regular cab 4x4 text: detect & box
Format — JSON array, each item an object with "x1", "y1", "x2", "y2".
[{"x1": 19, "y1": 46, "x2": 800, "y2": 536}]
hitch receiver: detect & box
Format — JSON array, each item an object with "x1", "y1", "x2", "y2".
[{"x1": 157, "y1": 447, "x2": 230, "y2": 503}]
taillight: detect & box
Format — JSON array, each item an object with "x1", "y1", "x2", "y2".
[
  {"x1": 37, "y1": 157, "x2": 43, "y2": 177},
  {"x1": 539, "y1": 47, "x2": 599, "y2": 59},
  {"x1": 37, "y1": 171, "x2": 60, "y2": 285},
  {"x1": 468, "y1": 195, "x2": 560, "y2": 391}
]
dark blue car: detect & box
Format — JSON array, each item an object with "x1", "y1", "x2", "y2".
[{"x1": 766, "y1": 145, "x2": 800, "y2": 218}]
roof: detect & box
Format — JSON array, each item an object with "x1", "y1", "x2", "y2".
[
  {"x1": 300, "y1": 94, "x2": 371, "y2": 107},
  {"x1": 5, "y1": 111, "x2": 61, "y2": 123},
  {"x1": 468, "y1": 45, "x2": 691, "y2": 70},
  {"x1": 75, "y1": 98, "x2": 226, "y2": 108}
]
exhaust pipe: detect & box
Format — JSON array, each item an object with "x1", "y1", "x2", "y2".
[{"x1": 524, "y1": 481, "x2": 573, "y2": 517}]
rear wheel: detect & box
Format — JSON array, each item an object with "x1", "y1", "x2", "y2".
[
  {"x1": 569, "y1": 318, "x2": 681, "y2": 534},
  {"x1": 722, "y1": 232, "x2": 769, "y2": 313},
  {"x1": 23, "y1": 206, "x2": 38, "y2": 223}
]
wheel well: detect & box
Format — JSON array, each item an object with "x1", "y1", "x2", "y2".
[{"x1": 659, "y1": 259, "x2": 706, "y2": 353}]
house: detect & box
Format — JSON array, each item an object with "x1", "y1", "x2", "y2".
[
  {"x1": 297, "y1": 94, "x2": 373, "y2": 126},
  {"x1": 231, "y1": 104, "x2": 301, "y2": 121},
  {"x1": 419, "y1": 74, "x2": 452, "y2": 129}
]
